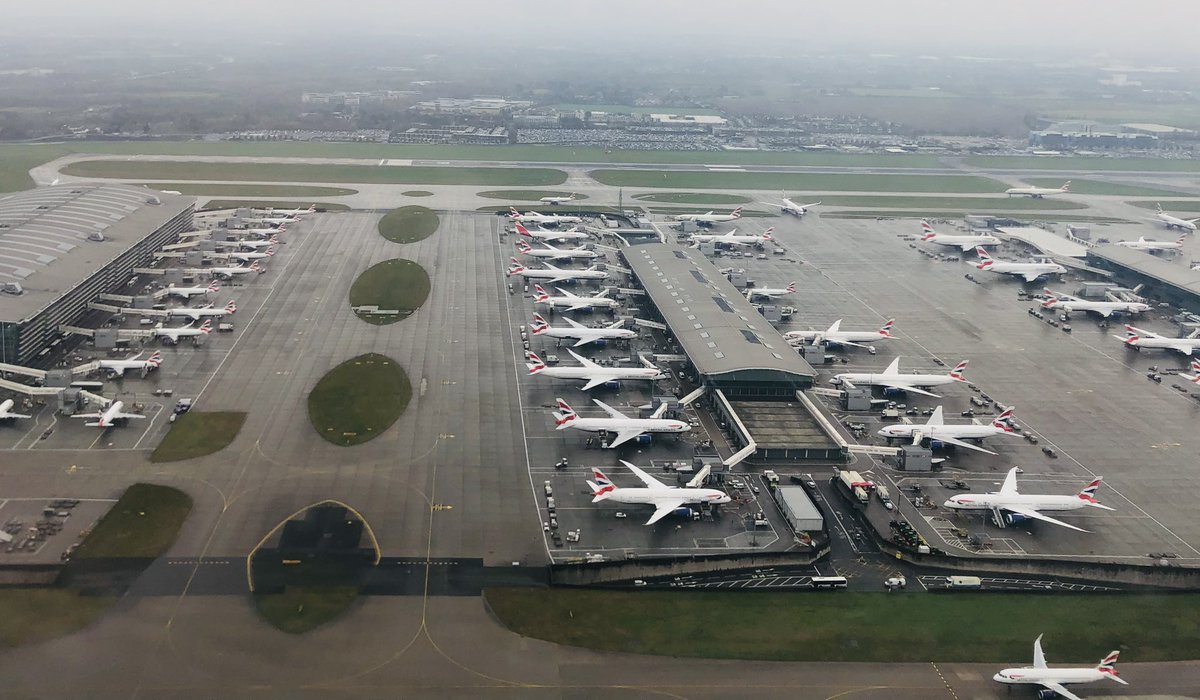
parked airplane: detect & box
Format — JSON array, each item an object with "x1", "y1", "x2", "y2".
[
  {"x1": 971, "y1": 247, "x2": 1066, "y2": 283},
  {"x1": 0, "y1": 399, "x2": 32, "y2": 420},
  {"x1": 1116, "y1": 324, "x2": 1200, "y2": 355},
  {"x1": 514, "y1": 222, "x2": 589, "y2": 242},
  {"x1": 746, "y1": 282, "x2": 796, "y2": 301},
  {"x1": 242, "y1": 226, "x2": 285, "y2": 237},
  {"x1": 265, "y1": 204, "x2": 316, "y2": 218},
  {"x1": 71, "y1": 398, "x2": 146, "y2": 428},
  {"x1": 944, "y1": 466, "x2": 1113, "y2": 532},
  {"x1": 761, "y1": 198, "x2": 820, "y2": 217},
  {"x1": 254, "y1": 216, "x2": 296, "y2": 226},
  {"x1": 509, "y1": 208, "x2": 583, "y2": 226},
  {"x1": 515, "y1": 240, "x2": 599, "y2": 261},
  {"x1": 238, "y1": 236, "x2": 279, "y2": 250},
  {"x1": 168, "y1": 301, "x2": 236, "y2": 322},
  {"x1": 920, "y1": 220, "x2": 1001, "y2": 252},
  {"x1": 553, "y1": 397, "x2": 690, "y2": 448},
  {"x1": 674, "y1": 206, "x2": 743, "y2": 224},
  {"x1": 533, "y1": 284, "x2": 620, "y2": 312},
  {"x1": 994, "y1": 635, "x2": 1126, "y2": 700},
  {"x1": 526, "y1": 350, "x2": 666, "y2": 390},
  {"x1": 530, "y1": 313, "x2": 636, "y2": 347},
  {"x1": 1005, "y1": 181, "x2": 1071, "y2": 198},
  {"x1": 508, "y1": 258, "x2": 608, "y2": 283},
  {"x1": 163, "y1": 281, "x2": 219, "y2": 300},
  {"x1": 1152, "y1": 204, "x2": 1199, "y2": 232},
  {"x1": 587, "y1": 461, "x2": 730, "y2": 525},
  {"x1": 878, "y1": 406, "x2": 1017, "y2": 455},
  {"x1": 1114, "y1": 234, "x2": 1185, "y2": 252},
  {"x1": 539, "y1": 193, "x2": 577, "y2": 205},
  {"x1": 786, "y1": 319, "x2": 895, "y2": 352},
  {"x1": 152, "y1": 319, "x2": 213, "y2": 345},
  {"x1": 689, "y1": 227, "x2": 775, "y2": 248},
  {"x1": 832, "y1": 358, "x2": 968, "y2": 398},
  {"x1": 206, "y1": 261, "x2": 262, "y2": 279},
  {"x1": 1179, "y1": 359, "x2": 1200, "y2": 384},
  {"x1": 223, "y1": 247, "x2": 275, "y2": 263},
  {"x1": 93, "y1": 351, "x2": 163, "y2": 378},
  {"x1": 1041, "y1": 288, "x2": 1151, "y2": 318}
]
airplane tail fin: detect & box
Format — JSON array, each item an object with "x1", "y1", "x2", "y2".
[
  {"x1": 225, "y1": 301, "x2": 237, "y2": 314},
  {"x1": 507, "y1": 258, "x2": 525, "y2": 276},
  {"x1": 731, "y1": 206, "x2": 743, "y2": 218},
  {"x1": 553, "y1": 398, "x2": 577, "y2": 427},
  {"x1": 516, "y1": 240, "x2": 532, "y2": 253},
  {"x1": 515, "y1": 224, "x2": 533, "y2": 238},
  {"x1": 199, "y1": 320, "x2": 213, "y2": 334},
  {"x1": 785, "y1": 282, "x2": 796, "y2": 293},
  {"x1": 878, "y1": 319, "x2": 895, "y2": 338},
  {"x1": 991, "y1": 407, "x2": 1015, "y2": 431},
  {"x1": 1097, "y1": 650, "x2": 1126, "y2": 684},
  {"x1": 920, "y1": 220, "x2": 936, "y2": 239},
  {"x1": 1077, "y1": 476, "x2": 1105, "y2": 504},
  {"x1": 250, "y1": 261, "x2": 262, "y2": 272},
  {"x1": 1061, "y1": 180, "x2": 1071, "y2": 192},
  {"x1": 147, "y1": 351, "x2": 163, "y2": 367},
  {"x1": 533, "y1": 284, "x2": 550, "y2": 302},
  {"x1": 206, "y1": 281, "x2": 219, "y2": 293},
  {"x1": 949, "y1": 360, "x2": 968, "y2": 381},
  {"x1": 589, "y1": 468, "x2": 616, "y2": 501},
  {"x1": 975, "y1": 246, "x2": 993, "y2": 267},
  {"x1": 265, "y1": 246, "x2": 276, "y2": 257},
  {"x1": 525, "y1": 351, "x2": 546, "y2": 374},
  {"x1": 509, "y1": 207, "x2": 521, "y2": 219},
  {"x1": 530, "y1": 313, "x2": 549, "y2": 333},
  {"x1": 1178, "y1": 234, "x2": 1187, "y2": 245}
]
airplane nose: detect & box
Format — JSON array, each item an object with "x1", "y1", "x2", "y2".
[{"x1": 992, "y1": 673, "x2": 1006, "y2": 682}]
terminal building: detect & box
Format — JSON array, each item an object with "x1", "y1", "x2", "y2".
[
  {"x1": 1087, "y1": 246, "x2": 1200, "y2": 313},
  {"x1": 0, "y1": 185, "x2": 195, "y2": 365},
  {"x1": 624, "y1": 244, "x2": 845, "y2": 462}
]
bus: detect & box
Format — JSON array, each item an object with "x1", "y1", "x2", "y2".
[{"x1": 810, "y1": 576, "x2": 848, "y2": 589}]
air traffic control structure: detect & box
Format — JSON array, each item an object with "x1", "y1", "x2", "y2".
[
  {"x1": 0, "y1": 185, "x2": 195, "y2": 365},
  {"x1": 623, "y1": 244, "x2": 845, "y2": 461}
]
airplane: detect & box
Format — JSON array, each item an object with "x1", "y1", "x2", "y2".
[
  {"x1": 514, "y1": 222, "x2": 590, "y2": 242},
  {"x1": 832, "y1": 358, "x2": 968, "y2": 398},
  {"x1": 163, "y1": 281, "x2": 219, "y2": 300},
  {"x1": 241, "y1": 226, "x2": 285, "y2": 237},
  {"x1": 539, "y1": 193, "x2": 577, "y2": 205},
  {"x1": 1152, "y1": 203, "x2": 1199, "y2": 232},
  {"x1": 1005, "y1": 180, "x2": 1071, "y2": 198},
  {"x1": 674, "y1": 206, "x2": 743, "y2": 224},
  {"x1": 760, "y1": 198, "x2": 820, "y2": 217},
  {"x1": 151, "y1": 319, "x2": 213, "y2": 345},
  {"x1": 213, "y1": 247, "x2": 275, "y2": 263},
  {"x1": 944, "y1": 466, "x2": 1114, "y2": 532},
  {"x1": 237, "y1": 236, "x2": 279, "y2": 250},
  {"x1": 970, "y1": 247, "x2": 1066, "y2": 283},
  {"x1": 994, "y1": 635, "x2": 1126, "y2": 700},
  {"x1": 1041, "y1": 288, "x2": 1151, "y2": 318},
  {"x1": 507, "y1": 258, "x2": 608, "y2": 283},
  {"x1": 515, "y1": 240, "x2": 599, "y2": 261},
  {"x1": 264, "y1": 204, "x2": 316, "y2": 218},
  {"x1": 1116, "y1": 324, "x2": 1200, "y2": 355},
  {"x1": 877, "y1": 406, "x2": 1018, "y2": 455},
  {"x1": 689, "y1": 227, "x2": 775, "y2": 248},
  {"x1": 785, "y1": 319, "x2": 895, "y2": 352},
  {"x1": 509, "y1": 208, "x2": 583, "y2": 226},
  {"x1": 167, "y1": 301, "x2": 236, "y2": 322},
  {"x1": 530, "y1": 313, "x2": 636, "y2": 347},
  {"x1": 93, "y1": 351, "x2": 163, "y2": 378},
  {"x1": 526, "y1": 350, "x2": 666, "y2": 390},
  {"x1": 533, "y1": 284, "x2": 620, "y2": 312},
  {"x1": 1114, "y1": 234, "x2": 1185, "y2": 252},
  {"x1": 0, "y1": 398, "x2": 32, "y2": 421},
  {"x1": 746, "y1": 282, "x2": 796, "y2": 301},
  {"x1": 254, "y1": 216, "x2": 296, "y2": 226},
  {"x1": 919, "y1": 220, "x2": 1001, "y2": 252},
  {"x1": 71, "y1": 398, "x2": 146, "y2": 428},
  {"x1": 552, "y1": 397, "x2": 690, "y2": 449},
  {"x1": 1179, "y1": 359, "x2": 1200, "y2": 384},
  {"x1": 205, "y1": 261, "x2": 262, "y2": 279},
  {"x1": 586, "y1": 461, "x2": 731, "y2": 525}
]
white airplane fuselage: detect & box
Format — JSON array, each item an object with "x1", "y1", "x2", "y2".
[
  {"x1": 535, "y1": 326, "x2": 635, "y2": 344},
  {"x1": 98, "y1": 359, "x2": 157, "y2": 376},
  {"x1": 676, "y1": 213, "x2": 740, "y2": 223},
  {"x1": 691, "y1": 233, "x2": 768, "y2": 246},
  {"x1": 1005, "y1": 185, "x2": 1069, "y2": 198},
  {"x1": 945, "y1": 492, "x2": 1094, "y2": 515},
  {"x1": 977, "y1": 260, "x2": 1066, "y2": 281},
  {"x1": 538, "y1": 295, "x2": 619, "y2": 311},
  {"x1": 879, "y1": 422, "x2": 1011, "y2": 442},
  {"x1": 516, "y1": 213, "x2": 583, "y2": 225},
  {"x1": 518, "y1": 227, "x2": 589, "y2": 242},
  {"x1": 1115, "y1": 239, "x2": 1182, "y2": 251},
  {"x1": 600, "y1": 487, "x2": 728, "y2": 507},
  {"x1": 1157, "y1": 212, "x2": 1198, "y2": 231},
  {"x1": 786, "y1": 329, "x2": 888, "y2": 345},
  {"x1": 925, "y1": 233, "x2": 1001, "y2": 251},
  {"x1": 1049, "y1": 300, "x2": 1150, "y2": 317},
  {"x1": 532, "y1": 366, "x2": 666, "y2": 385},
  {"x1": 560, "y1": 415, "x2": 689, "y2": 437},
  {"x1": 511, "y1": 267, "x2": 608, "y2": 282},
  {"x1": 0, "y1": 399, "x2": 32, "y2": 420},
  {"x1": 834, "y1": 371, "x2": 957, "y2": 391},
  {"x1": 521, "y1": 247, "x2": 599, "y2": 261}
]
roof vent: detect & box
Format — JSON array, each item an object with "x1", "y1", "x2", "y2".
[{"x1": 87, "y1": 231, "x2": 105, "y2": 242}]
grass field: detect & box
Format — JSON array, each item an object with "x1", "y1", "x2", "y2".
[
  {"x1": 794, "y1": 194, "x2": 1085, "y2": 211},
  {"x1": 824, "y1": 210, "x2": 1131, "y2": 223},
  {"x1": 1129, "y1": 200, "x2": 1200, "y2": 212},
  {"x1": 308, "y1": 353, "x2": 411, "y2": 446},
  {"x1": 135, "y1": 183, "x2": 356, "y2": 197},
  {"x1": 486, "y1": 588, "x2": 1200, "y2": 663},
  {"x1": 402, "y1": 190, "x2": 433, "y2": 197},
  {"x1": 633, "y1": 192, "x2": 751, "y2": 205},
  {"x1": 476, "y1": 190, "x2": 590, "y2": 201},
  {"x1": 349, "y1": 259, "x2": 430, "y2": 324},
  {"x1": 150, "y1": 411, "x2": 247, "y2": 463},
  {"x1": 200, "y1": 200, "x2": 351, "y2": 212},
  {"x1": 60, "y1": 160, "x2": 568, "y2": 187},
  {"x1": 0, "y1": 144, "x2": 70, "y2": 192},
  {"x1": 966, "y1": 155, "x2": 1200, "y2": 172},
  {"x1": 253, "y1": 586, "x2": 360, "y2": 634},
  {"x1": 590, "y1": 170, "x2": 1008, "y2": 193},
  {"x1": 1021, "y1": 178, "x2": 1187, "y2": 197},
  {"x1": 0, "y1": 589, "x2": 116, "y2": 648},
  {"x1": 378, "y1": 205, "x2": 439, "y2": 244},
  {"x1": 74, "y1": 483, "x2": 193, "y2": 559}
]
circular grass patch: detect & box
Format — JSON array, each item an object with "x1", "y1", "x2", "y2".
[
  {"x1": 402, "y1": 190, "x2": 434, "y2": 197},
  {"x1": 349, "y1": 259, "x2": 430, "y2": 325},
  {"x1": 308, "y1": 353, "x2": 412, "y2": 446},
  {"x1": 633, "y1": 192, "x2": 751, "y2": 205},
  {"x1": 477, "y1": 190, "x2": 590, "y2": 201},
  {"x1": 378, "y1": 205, "x2": 439, "y2": 244}
]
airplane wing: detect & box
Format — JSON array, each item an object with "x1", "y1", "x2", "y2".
[
  {"x1": 1038, "y1": 683, "x2": 1084, "y2": 700},
  {"x1": 562, "y1": 316, "x2": 587, "y2": 329},
  {"x1": 605, "y1": 429, "x2": 646, "y2": 449},
  {"x1": 926, "y1": 406, "x2": 944, "y2": 426},
  {"x1": 580, "y1": 376, "x2": 611, "y2": 391},
  {"x1": 999, "y1": 467, "x2": 1020, "y2": 495},
  {"x1": 1004, "y1": 505, "x2": 1088, "y2": 532},
  {"x1": 645, "y1": 499, "x2": 687, "y2": 525},
  {"x1": 931, "y1": 435, "x2": 996, "y2": 455},
  {"x1": 71, "y1": 412, "x2": 104, "y2": 420},
  {"x1": 1033, "y1": 634, "x2": 1047, "y2": 669},
  {"x1": 566, "y1": 303, "x2": 595, "y2": 312},
  {"x1": 592, "y1": 399, "x2": 629, "y2": 420},
  {"x1": 835, "y1": 339, "x2": 874, "y2": 350},
  {"x1": 114, "y1": 411, "x2": 146, "y2": 420},
  {"x1": 1022, "y1": 272, "x2": 1043, "y2": 283},
  {"x1": 1170, "y1": 344, "x2": 1200, "y2": 355},
  {"x1": 877, "y1": 382, "x2": 942, "y2": 398},
  {"x1": 622, "y1": 460, "x2": 670, "y2": 489},
  {"x1": 572, "y1": 337, "x2": 598, "y2": 347}
]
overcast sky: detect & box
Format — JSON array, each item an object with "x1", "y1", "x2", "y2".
[{"x1": 8, "y1": 1, "x2": 1200, "y2": 62}]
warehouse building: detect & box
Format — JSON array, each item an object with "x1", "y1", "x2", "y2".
[{"x1": 0, "y1": 185, "x2": 194, "y2": 365}]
